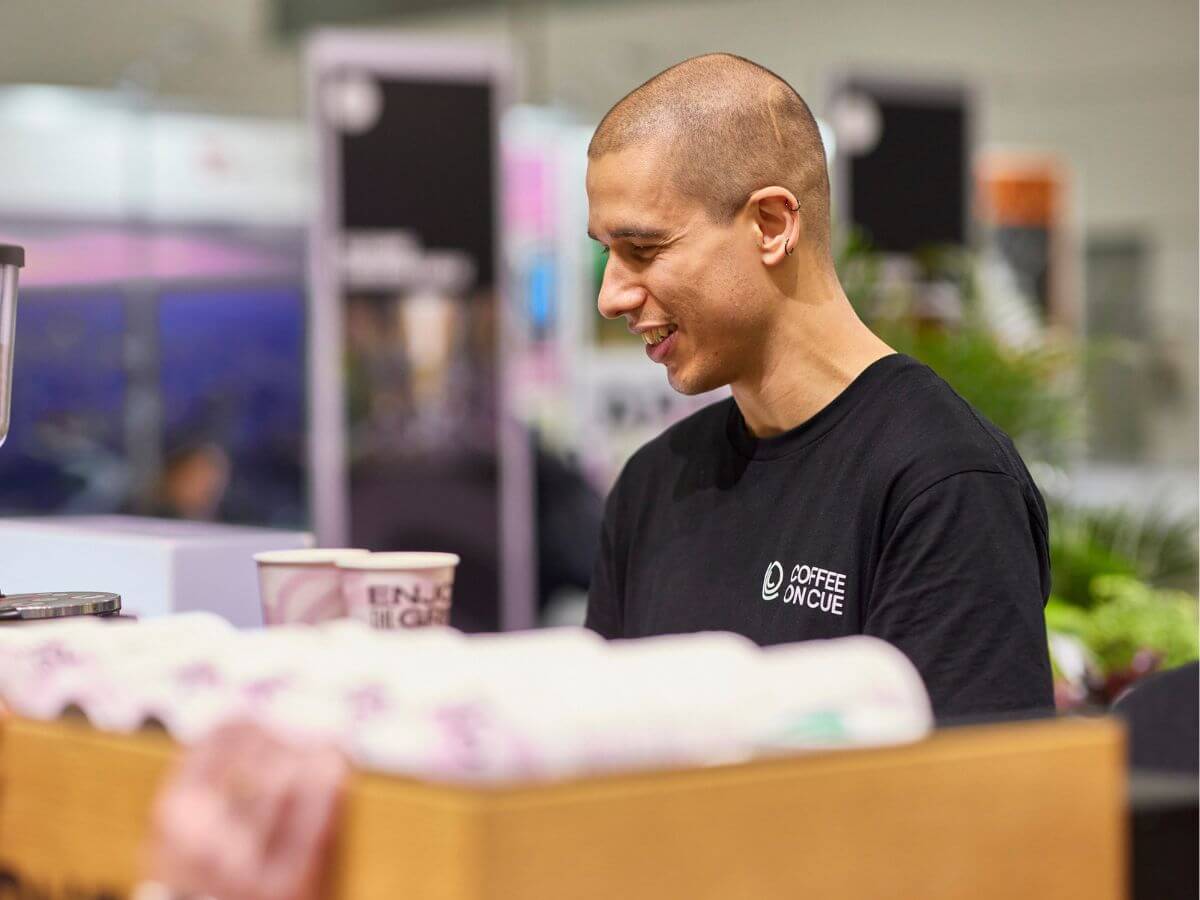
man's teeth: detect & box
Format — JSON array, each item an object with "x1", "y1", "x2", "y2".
[{"x1": 641, "y1": 326, "x2": 674, "y2": 346}]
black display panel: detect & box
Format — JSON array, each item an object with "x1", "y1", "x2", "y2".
[
  {"x1": 340, "y1": 80, "x2": 495, "y2": 286},
  {"x1": 844, "y1": 85, "x2": 968, "y2": 254}
]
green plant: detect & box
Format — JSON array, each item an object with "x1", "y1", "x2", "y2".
[
  {"x1": 1049, "y1": 502, "x2": 1198, "y2": 607},
  {"x1": 1048, "y1": 576, "x2": 1200, "y2": 673}
]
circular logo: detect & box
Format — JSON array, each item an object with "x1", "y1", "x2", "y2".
[{"x1": 762, "y1": 560, "x2": 784, "y2": 601}]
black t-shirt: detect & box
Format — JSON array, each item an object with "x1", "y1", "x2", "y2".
[{"x1": 586, "y1": 353, "x2": 1054, "y2": 720}]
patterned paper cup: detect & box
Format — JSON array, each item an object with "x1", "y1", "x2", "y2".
[
  {"x1": 253, "y1": 549, "x2": 371, "y2": 626},
  {"x1": 337, "y1": 552, "x2": 460, "y2": 631}
]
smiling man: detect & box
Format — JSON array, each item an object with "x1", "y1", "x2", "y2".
[{"x1": 584, "y1": 53, "x2": 1053, "y2": 719}]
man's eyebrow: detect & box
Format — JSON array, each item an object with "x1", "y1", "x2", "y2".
[{"x1": 587, "y1": 227, "x2": 671, "y2": 242}]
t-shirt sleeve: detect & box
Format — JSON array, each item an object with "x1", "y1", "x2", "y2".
[
  {"x1": 864, "y1": 470, "x2": 1054, "y2": 720},
  {"x1": 584, "y1": 487, "x2": 623, "y2": 639}
]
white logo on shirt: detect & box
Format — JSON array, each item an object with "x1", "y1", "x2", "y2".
[
  {"x1": 761, "y1": 560, "x2": 784, "y2": 601},
  {"x1": 761, "y1": 560, "x2": 847, "y2": 616}
]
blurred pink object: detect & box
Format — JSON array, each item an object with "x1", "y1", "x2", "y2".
[
  {"x1": 254, "y1": 550, "x2": 369, "y2": 626},
  {"x1": 9, "y1": 229, "x2": 297, "y2": 289},
  {"x1": 141, "y1": 720, "x2": 347, "y2": 900}
]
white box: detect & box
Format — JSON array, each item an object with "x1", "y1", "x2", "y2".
[{"x1": 0, "y1": 516, "x2": 313, "y2": 627}]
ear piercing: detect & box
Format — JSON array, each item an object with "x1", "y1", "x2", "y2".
[{"x1": 762, "y1": 237, "x2": 795, "y2": 255}]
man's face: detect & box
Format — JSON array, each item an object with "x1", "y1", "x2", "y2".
[{"x1": 586, "y1": 140, "x2": 772, "y2": 395}]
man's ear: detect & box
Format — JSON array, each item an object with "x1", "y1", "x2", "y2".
[{"x1": 747, "y1": 186, "x2": 800, "y2": 267}]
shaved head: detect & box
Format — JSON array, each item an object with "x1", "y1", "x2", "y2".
[{"x1": 589, "y1": 53, "x2": 831, "y2": 255}]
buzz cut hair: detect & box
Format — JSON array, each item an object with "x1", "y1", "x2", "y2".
[{"x1": 588, "y1": 53, "x2": 831, "y2": 254}]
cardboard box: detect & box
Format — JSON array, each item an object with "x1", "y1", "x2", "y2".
[
  {"x1": 0, "y1": 715, "x2": 1126, "y2": 899},
  {"x1": 0, "y1": 516, "x2": 312, "y2": 626}
]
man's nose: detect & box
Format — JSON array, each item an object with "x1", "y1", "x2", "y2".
[{"x1": 596, "y1": 256, "x2": 645, "y2": 321}]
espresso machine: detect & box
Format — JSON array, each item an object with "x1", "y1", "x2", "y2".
[{"x1": 0, "y1": 243, "x2": 122, "y2": 621}]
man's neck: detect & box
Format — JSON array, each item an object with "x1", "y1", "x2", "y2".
[{"x1": 731, "y1": 276, "x2": 894, "y2": 439}]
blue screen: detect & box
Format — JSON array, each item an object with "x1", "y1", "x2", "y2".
[
  {"x1": 0, "y1": 290, "x2": 126, "y2": 512},
  {"x1": 158, "y1": 285, "x2": 306, "y2": 527},
  {"x1": 0, "y1": 284, "x2": 307, "y2": 527}
]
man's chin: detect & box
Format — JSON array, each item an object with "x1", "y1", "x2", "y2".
[{"x1": 666, "y1": 364, "x2": 725, "y2": 397}]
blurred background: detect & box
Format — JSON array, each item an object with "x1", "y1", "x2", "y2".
[{"x1": 0, "y1": 0, "x2": 1195, "y2": 704}]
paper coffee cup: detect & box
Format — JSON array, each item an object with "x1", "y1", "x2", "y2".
[
  {"x1": 336, "y1": 552, "x2": 460, "y2": 630},
  {"x1": 253, "y1": 549, "x2": 370, "y2": 626}
]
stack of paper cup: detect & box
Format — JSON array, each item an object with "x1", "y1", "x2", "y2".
[
  {"x1": 336, "y1": 552, "x2": 460, "y2": 631},
  {"x1": 253, "y1": 549, "x2": 370, "y2": 626}
]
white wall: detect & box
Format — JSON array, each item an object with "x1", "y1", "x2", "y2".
[
  {"x1": 0, "y1": 0, "x2": 299, "y2": 116},
  {"x1": 1, "y1": 0, "x2": 1195, "y2": 462},
  {"x1": 0, "y1": 88, "x2": 309, "y2": 224}
]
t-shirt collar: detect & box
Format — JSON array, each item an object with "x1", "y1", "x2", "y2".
[{"x1": 725, "y1": 352, "x2": 911, "y2": 461}]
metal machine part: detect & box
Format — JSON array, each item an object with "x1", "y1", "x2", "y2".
[
  {"x1": 0, "y1": 243, "x2": 24, "y2": 448},
  {"x1": 0, "y1": 591, "x2": 122, "y2": 620}
]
